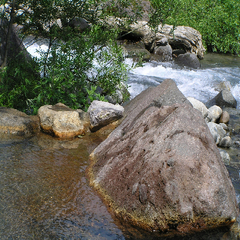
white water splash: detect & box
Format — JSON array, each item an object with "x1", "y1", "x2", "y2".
[{"x1": 127, "y1": 59, "x2": 240, "y2": 108}]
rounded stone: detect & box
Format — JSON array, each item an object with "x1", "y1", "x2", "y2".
[
  {"x1": 187, "y1": 97, "x2": 208, "y2": 118},
  {"x1": 219, "y1": 149, "x2": 230, "y2": 164},
  {"x1": 174, "y1": 53, "x2": 201, "y2": 69},
  {"x1": 208, "y1": 105, "x2": 223, "y2": 123},
  {"x1": 219, "y1": 136, "x2": 232, "y2": 148},
  {"x1": 219, "y1": 111, "x2": 230, "y2": 124},
  {"x1": 154, "y1": 44, "x2": 173, "y2": 62}
]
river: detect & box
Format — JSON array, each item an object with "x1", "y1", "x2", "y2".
[
  {"x1": 127, "y1": 54, "x2": 240, "y2": 107},
  {"x1": 0, "y1": 53, "x2": 240, "y2": 239}
]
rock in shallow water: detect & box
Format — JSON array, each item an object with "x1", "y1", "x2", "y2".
[
  {"x1": 38, "y1": 103, "x2": 89, "y2": 138},
  {"x1": 87, "y1": 100, "x2": 124, "y2": 132},
  {"x1": 87, "y1": 79, "x2": 238, "y2": 236},
  {"x1": 174, "y1": 53, "x2": 201, "y2": 69},
  {"x1": 0, "y1": 107, "x2": 39, "y2": 136}
]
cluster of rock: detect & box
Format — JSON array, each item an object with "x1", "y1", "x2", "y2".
[
  {"x1": 128, "y1": 22, "x2": 204, "y2": 68},
  {"x1": 188, "y1": 98, "x2": 232, "y2": 148},
  {"x1": 188, "y1": 87, "x2": 238, "y2": 165},
  {"x1": 87, "y1": 79, "x2": 238, "y2": 237},
  {"x1": 191, "y1": 86, "x2": 238, "y2": 145},
  {"x1": 0, "y1": 102, "x2": 125, "y2": 139},
  {"x1": 18, "y1": 100, "x2": 124, "y2": 139},
  {"x1": 105, "y1": 17, "x2": 205, "y2": 68},
  {"x1": 62, "y1": 16, "x2": 205, "y2": 68},
  {"x1": 67, "y1": 16, "x2": 205, "y2": 68}
]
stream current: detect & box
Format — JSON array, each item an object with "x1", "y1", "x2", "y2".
[{"x1": 0, "y1": 53, "x2": 240, "y2": 239}]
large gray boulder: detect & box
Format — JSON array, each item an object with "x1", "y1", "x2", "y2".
[
  {"x1": 88, "y1": 79, "x2": 238, "y2": 236},
  {"x1": 106, "y1": 19, "x2": 205, "y2": 60},
  {"x1": 38, "y1": 103, "x2": 89, "y2": 138},
  {"x1": 0, "y1": 107, "x2": 39, "y2": 136}
]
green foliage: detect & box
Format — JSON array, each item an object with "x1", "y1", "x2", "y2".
[
  {"x1": 86, "y1": 86, "x2": 106, "y2": 104},
  {"x1": 28, "y1": 25, "x2": 129, "y2": 113},
  {"x1": 0, "y1": 0, "x2": 131, "y2": 114},
  {"x1": 0, "y1": 52, "x2": 40, "y2": 113},
  {"x1": 149, "y1": 0, "x2": 179, "y2": 28},
  {"x1": 149, "y1": 0, "x2": 240, "y2": 54}
]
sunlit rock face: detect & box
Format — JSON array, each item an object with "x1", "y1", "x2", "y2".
[
  {"x1": 88, "y1": 79, "x2": 238, "y2": 236},
  {"x1": 0, "y1": 107, "x2": 39, "y2": 136},
  {"x1": 38, "y1": 103, "x2": 90, "y2": 139}
]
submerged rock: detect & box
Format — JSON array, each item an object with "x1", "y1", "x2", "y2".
[
  {"x1": 88, "y1": 79, "x2": 238, "y2": 236},
  {"x1": 0, "y1": 107, "x2": 39, "y2": 136}
]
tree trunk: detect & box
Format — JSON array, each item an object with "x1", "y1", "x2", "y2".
[{"x1": 1, "y1": 0, "x2": 15, "y2": 69}]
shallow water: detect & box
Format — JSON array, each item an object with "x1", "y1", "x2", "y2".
[
  {"x1": 0, "y1": 133, "x2": 126, "y2": 239},
  {"x1": 1, "y1": 132, "x2": 240, "y2": 240}
]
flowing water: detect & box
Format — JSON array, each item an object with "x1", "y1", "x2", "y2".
[
  {"x1": 127, "y1": 54, "x2": 240, "y2": 107},
  {"x1": 1, "y1": 52, "x2": 240, "y2": 239}
]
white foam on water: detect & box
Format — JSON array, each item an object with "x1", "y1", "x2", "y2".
[
  {"x1": 128, "y1": 60, "x2": 240, "y2": 107},
  {"x1": 232, "y1": 85, "x2": 240, "y2": 108},
  {"x1": 26, "y1": 42, "x2": 49, "y2": 58}
]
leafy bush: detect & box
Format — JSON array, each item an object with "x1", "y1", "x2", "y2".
[
  {"x1": 0, "y1": 52, "x2": 40, "y2": 112},
  {"x1": 28, "y1": 26, "x2": 129, "y2": 113},
  {"x1": 0, "y1": 0, "x2": 132, "y2": 114},
  {"x1": 150, "y1": 0, "x2": 240, "y2": 54}
]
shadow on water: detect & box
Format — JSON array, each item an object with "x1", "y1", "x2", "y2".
[{"x1": 0, "y1": 127, "x2": 240, "y2": 239}]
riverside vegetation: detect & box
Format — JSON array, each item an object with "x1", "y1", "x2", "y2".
[{"x1": 0, "y1": 0, "x2": 239, "y2": 114}]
